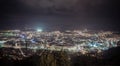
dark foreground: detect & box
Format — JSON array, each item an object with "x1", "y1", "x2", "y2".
[{"x1": 0, "y1": 47, "x2": 120, "y2": 66}]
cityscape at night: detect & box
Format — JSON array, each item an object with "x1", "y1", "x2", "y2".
[
  {"x1": 0, "y1": 29, "x2": 120, "y2": 53},
  {"x1": 0, "y1": 0, "x2": 120, "y2": 66}
]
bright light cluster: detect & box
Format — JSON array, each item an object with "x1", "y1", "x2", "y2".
[{"x1": 37, "y1": 29, "x2": 42, "y2": 32}]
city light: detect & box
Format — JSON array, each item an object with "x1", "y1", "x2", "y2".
[{"x1": 37, "y1": 29, "x2": 43, "y2": 32}]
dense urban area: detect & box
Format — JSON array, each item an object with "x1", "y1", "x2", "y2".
[{"x1": 0, "y1": 29, "x2": 120, "y2": 66}]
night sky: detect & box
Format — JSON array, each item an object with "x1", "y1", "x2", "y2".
[{"x1": 0, "y1": 0, "x2": 120, "y2": 31}]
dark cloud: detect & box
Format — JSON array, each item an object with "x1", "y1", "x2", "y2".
[
  {"x1": 19, "y1": 0, "x2": 105, "y2": 15},
  {"x1": 17, "y1": 0, "x2": 120, "y2": 17},
  {"x1": 20, "y1": 0, "x2": 103, "y2": 8},
  {"x1": 1, "y1": 0, "x2": 119, "y2": 16},
  {"x1": 0, "y1": 0, "x2": 120, "y2": 31}
]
